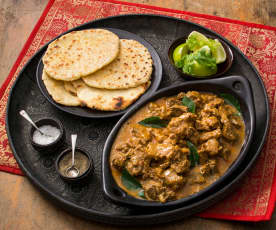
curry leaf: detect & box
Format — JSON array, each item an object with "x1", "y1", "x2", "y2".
[
  {"x1": 138, "y1": 190, "x2": 145, "y2": 198},
  {"x1": 187, "y1": 141, "x2": 199, "y2": 167},
  {"x1": 138, "y1": 116, "x2": 168, "y2": 128},
  {"x1": 182, "y1": 96, "x2": 196, "y2": 113},
  {"x1": 121, "y1": 169, "x2": 143, "y2": 191},
  {"x1": 219, "y1": 93, "x2": 241, "y2": 115}
]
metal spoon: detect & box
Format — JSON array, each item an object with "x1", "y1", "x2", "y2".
[
  {"x1": 19, "y1": 110, "x2": 52, "y2": 137},
  {"x1": 66, "y1": 134, "x2": 80, "y2": 178}
]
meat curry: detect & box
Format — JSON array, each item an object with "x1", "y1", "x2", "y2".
[{"x1": 110, "y1": 91, "x2": 245, "y2": 202}]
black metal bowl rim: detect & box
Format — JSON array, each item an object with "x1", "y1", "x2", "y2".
[
  {"x1": 102, "y1": 75, "x2": 255, "y2": 208},
  {"x1": 5, "y1": 14, "x2": 270, "y2": 224}
]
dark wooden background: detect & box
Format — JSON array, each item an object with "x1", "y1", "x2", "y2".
[{"x1": 0, "y1": 0, "x2": 275, "y2": 229}]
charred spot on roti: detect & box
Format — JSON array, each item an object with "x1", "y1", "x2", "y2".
[
  {"x1": 80, "y1": 100, "x2": 87, "y2": 107},
  {"x1": 113, "y1": 97, "x2": 124, "y2": 109}
]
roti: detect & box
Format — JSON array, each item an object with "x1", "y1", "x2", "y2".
[
  {"x1": 42, "y1": 70, "x2": 81, "y2": 106},
  {"x1": 64, "y1": 81, "x2": 77, "y2": 96},
  {"x1": 82, "y1": 39, "x2": 153, "y2": 89},
  {"x1": 42, "y1": 29, "x2": 120, "y2": 81},
  {"x1": 72, "y1": 79, "x2": 151, "y2": 111}
]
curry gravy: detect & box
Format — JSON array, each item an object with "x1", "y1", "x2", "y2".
[{"x1": 110, "y1": 92, "x2": 245, "y2": 202}]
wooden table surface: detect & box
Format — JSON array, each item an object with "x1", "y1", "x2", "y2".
[{"x1": 0, "y1": 0, "x2": 276, "y2": 229}]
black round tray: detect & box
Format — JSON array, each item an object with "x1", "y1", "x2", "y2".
[{"x1": 6, "y1": 14, "x2": 269, "y2": 226}]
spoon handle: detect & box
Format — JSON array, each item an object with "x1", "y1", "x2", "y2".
[
  {"x1": 71, "y1": 134, "x2": 77, "y2": 166},
  {"x1": 19, "y1": 110, "x2": 44, "y2": 135}
]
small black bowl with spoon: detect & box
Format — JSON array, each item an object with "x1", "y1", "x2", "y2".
[
  {"x1": 19, "y1": 110, "x2": 65, "y2": 153},
  {"x1": 55, "y1": 134, "x2": 94, "y2": 184}
]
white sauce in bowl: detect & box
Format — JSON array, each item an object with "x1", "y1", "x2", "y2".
[{"x1": 33, "y1": 125, "x2": 61, "y2": 145}]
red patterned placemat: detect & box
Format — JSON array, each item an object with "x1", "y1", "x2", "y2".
[{"x1": 1, "y1": 0, "x2": 276, "y2": 222}]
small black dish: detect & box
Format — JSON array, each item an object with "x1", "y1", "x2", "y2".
[
  {"x1": 55, "y1": 147, "x2": 94, "y2": 184},
  {"x1": 168, "y1": 35, "x2": 233, "y2": 80},
  {"x1": 29, "y1": 118, "x2": 65, "y2": 153},
  {"x1": 102, "y1": 75, "x2": 255, "y2": 209}
]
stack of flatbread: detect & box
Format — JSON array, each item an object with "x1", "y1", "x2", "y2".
[{"x1": 42, "y1": 29, "x2": 153, "y2": 111}]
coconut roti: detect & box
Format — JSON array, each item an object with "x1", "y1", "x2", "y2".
[
  {"x1": 64, "y1": 81, "x2": 77, "y2": 96},
  {"x1": 42, "y1": 29, "x2": 120, "y2": 81},
  {"x1": 42, "y1": 70, "x2": 81, "y2": 106},
  {"x1": 82, "y1": 39, "x2": 153, "y2": 89},
  {"x1": 72, "y1": 80, "x2": 151, "y2": 111}
]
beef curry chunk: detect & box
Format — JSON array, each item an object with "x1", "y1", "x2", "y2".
[
  {"x1": 111, "y1": 91, "x2": 245, "y2": 202},
  {"x1": 125, "y1": 151, "x2": 147, "y2": 176},
  {"x1": 143, "y1": 180, "x2": 176, "y2": 202}
]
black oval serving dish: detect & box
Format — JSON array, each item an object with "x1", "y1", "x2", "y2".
[
  {"x1": 36, "y1": 28, "x2": 162, "y2": 118},
  {"x1": 168, "y1": 35, "x2": 233, "y2": 80},
  {"x1": 29, "y1": 118, "x2": 65, "y2": 153},
  {"x1": 102, "y1": 75, "x2": 255, "y2": 208},
  {"x1": 55, "y1": 147, "x2": 94, "y2": 184}
]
